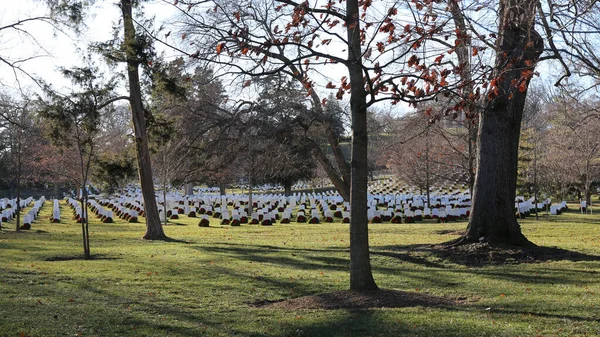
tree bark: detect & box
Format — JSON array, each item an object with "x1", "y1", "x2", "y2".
[
  {"x1": 248, "y1": 180, "x2": 253, "y2": 217},
  {"x1": 162, "y1": 181, "x2": 168, "y2": 227},
  {"x1": 121, "y1": 0, "x2": 166, "y2": 240},
  {"x1": 284, "y1": 181, "x2": 292, "y2": 197},
  {"x1": 15, "y1": 183, "x2": 21, "y2": 232},
  {"x1": 80, "y1": 196, "x2": 91, "y2": 259},
  {"x1": 425, "y1": 132, "x2": 430, "y2": 207},
  {"x1": 457, "y1": 0, "x2": 543, "y2": 246},
  {"x1": 346, "y1": 0, "x2": 378, "y2": 291},
  {"x1": 585, "y1": 159, "x2": 591, "y2": 207},
  {"x1": 185, "y1": 182, "x2": 193, "y2": 196},
  {"x1": 15, "y1": 129, "x2": 21, "y2": 232},
  {"x1": 311, "y1": 144, "x2": 350, "y2": 200}
]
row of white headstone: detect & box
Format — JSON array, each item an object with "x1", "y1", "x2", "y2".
[
  {"x1": 0, "y1": 197, "x2": 43, "y2": 229},
  {"x1": 66, "y1": 198, "x2": 87, "y2": 222},
  {"x1": 101, "y1": 198, "x2": 139, "y2": 222},
  {"x1": 110, "y1": 190, "x2": 476, "y2": 224},
  {"x1": 514, "y1": 197, "x2": 568, "y2": 215},
  {"x1": 1, "y1": 197, "x2": 34, "y2": 224},
  {"x1": 50, "y1": 199, "x2": 60, "y2": 223},
  {"x1": 87, "y1": 200, "x2": 114, "y2": 222},
  {"x1": 99, "y1": 182, "x2": 573, "y2": 225},
  {"x1": 22, "y1": 197, "x2": 46, "y2": 227}
]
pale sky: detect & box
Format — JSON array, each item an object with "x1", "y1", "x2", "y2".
[
  {"x1": 0, "y1": 0, "x2": 178, "y2": 94},
  {"x1": 0, "y1": 0, "x2": 418, "y2": 117}
]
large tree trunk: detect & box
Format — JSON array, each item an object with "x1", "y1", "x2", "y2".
[
  {"x1": 80, "y1": 196, "x2": 91, "y2": 260},
  {"x1": 584, "y1": 160, "x2": 592, "y2": 207},
  {"x1": 457, "y1": 0, "x2": 543, "y2": 246},
  {"x1": 121, "y1": 0, "x2": 166, "y2": 240},
  {"x1": 283, "y1": 181, "x2": 292, "y2": 197},
  {"x1": 162, "y1": 182, "x2": 168, "y2": 227},
  {"x1": 15, "y1": 185, "x2": 20, "y2": 232},
  {"x1": 185, "y1": 182, "x2": 193, "y2": 196},
  {"x1": 248, "y1": 180, "x2": 253, "y2": 217},
  {"x1": 15, "y1": 129, "x2": 21, "y2": 232},
  {"x1": 346, "y1": 0, "x2": 378, "y2": 291}
]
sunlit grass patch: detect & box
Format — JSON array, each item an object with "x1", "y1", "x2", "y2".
[{"x1": 0, "y1": 200, "x2": 599, "y2": 336}]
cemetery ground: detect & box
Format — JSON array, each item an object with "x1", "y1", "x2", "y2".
[{"x1": 1, "y1": 201, "x2": 599, "y2": 337}]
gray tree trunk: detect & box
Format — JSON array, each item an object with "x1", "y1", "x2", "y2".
[
  {"x1": 15, "y1": 132, "x2": 21, "y2": 232},
  {"x1": 185, "y1": 183, "x2": 194, "y2": 196},
  {"x1": 284, "y1": 182, "x2": 292, "y2": 197},
  {"x1": 456, "y1": 0, "x2": 543, "y2": 246},
  {"x1": 121, "y1": 0, "x2": 166, "y2": 240},
  {"x1": 346, "y1": 0, "x2": 378, "y2": 291}
]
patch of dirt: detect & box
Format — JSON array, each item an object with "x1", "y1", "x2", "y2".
[
  {"x1": 253, "y1": 289, "x2": 460, "y2": 310},
  {"x1": 431, "y1": 242, "x2": 600, "y2": 266}
]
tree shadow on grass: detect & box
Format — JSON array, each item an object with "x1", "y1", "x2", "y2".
[
  {"x1": 253, "y1": 288, "x2": 461, "y2": 310},
  {"x1": 372, "y1": 249, "x2": 448, "y2": 269},
  {"x1": 44, "y1": 254, "x2": 121, "y2": 262},
  {"x1": 485, "y1": 307, "x2": 599, "y2": 323},
  {"x1": 162, "y1": 236, "x2": 192, "y2": 244},
  {"x1": 164, "y1": 221, "x2": 189, "y2": 226},
  {"x1": 432, "y1": 243, "x2": 600, "y2": 267},
  {"x1": 377, "y1": 243, "x2": 600, "y2": 267},
  {"x1": 0, "y1": 229, "x2": 49, "y2": 235},
  {"x1": 191, "y1": 242, "x2": 350, "y2": 272}
]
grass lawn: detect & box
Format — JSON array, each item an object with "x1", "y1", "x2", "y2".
[{"x1": 1, "y1": 201, "x2": 599, "y2": 337}]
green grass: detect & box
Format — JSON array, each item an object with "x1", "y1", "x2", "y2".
[{"x1": 1, "y1": 201, "x2": 599, "y2": 337}]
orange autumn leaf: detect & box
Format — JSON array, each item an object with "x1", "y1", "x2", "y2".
[
  {"x1": 519, "y1": 81, "x2": 528, "y2": 92},
  {"x1": 216, "y1": 43, "x2": 226, "y2": 55},
  {"x1": 407, "y1": 55, "x2": 419, "y2": 67}
]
